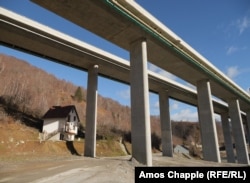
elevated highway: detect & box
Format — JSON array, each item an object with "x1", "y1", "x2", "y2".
[
  {"x1": 31, "y1": 0, "x2": 250, "y2": 112},
  {"x1": 0, "y1": 5, "x2": 249, "y2": 166},
  {"x1": 0, "y1": 7, "x2": 228, "y2": 114}
]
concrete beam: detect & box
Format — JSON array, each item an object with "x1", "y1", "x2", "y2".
[
  {"x1": 221, "y1": 113, "x2": 235, "y2": 163},
  {"x1": 130, "y1": 38, "x2": 152, "y2": 166},
  {"x1": 159, "y1": 90, "x2": 173, "y2": 157},
  {"x1": 84, "y1": 65, "x2": 99, "y2": 157},
  {"x1": 228, "y1": 99, "x2": 249, "y2": 164},
  {"x1": 197, "y1": 79, "x2": 221, "y2": 162}
]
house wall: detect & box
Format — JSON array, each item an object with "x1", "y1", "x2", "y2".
[
  {"x1": 42, "y1": 108, "x2": 79, "y2": 141},
  {"x1": 59, "y1": 118, "x2": 66, "y2": 132},
  {"x1": 67, "y1": 109, "x2": 79, "y2": 124},
  {"x1": 43, "y1": 118, "x2": 65, "y2": 134},
  {"x1": 65, "y1": 109, "x2": 79, "y2": 131}
]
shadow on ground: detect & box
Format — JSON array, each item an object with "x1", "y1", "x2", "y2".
[
  {"x1": 0, "y1": 96, "x2": 43, "y2": 131},
  {"x1": 66, "y1": 141, "x2": 81, "y2": 156}
]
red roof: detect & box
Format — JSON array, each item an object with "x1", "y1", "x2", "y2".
[{"x1": 43, "y1": 105, "x2": 79, "y2": 120}]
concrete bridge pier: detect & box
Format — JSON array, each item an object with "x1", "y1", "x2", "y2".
[
  {"x1": 221, "y1": 112, "x2": 235, "y2": 163},
  {"x1": 159, "y1": 90, "x2": 173, "y2": 157},
  {"x1": 246, "y1": 110, "x2": 250, "y2": 146},
  {"x1": 130, "y1": 38, "x2": 152, "y2": 166},
  {"x1": 197, "y1": 79, "x2": 221, "y2": 162},
  {"x1": 228, "y1": 99, "x2": 249, "y2": 164},
  {"x1": 84, "y1": 65, "x2": 99, "y2": 157}
]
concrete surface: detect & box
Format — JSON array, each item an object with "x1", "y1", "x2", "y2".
[
  {"x1": 130, "y1": 39, "x2": 152, "y2": 166},
  {"x1": 197, "y1": 80, "x2": 220, "y2": 162},
  {"x1": 84, "y1": 65, "x2": 99, "y2": 157}
]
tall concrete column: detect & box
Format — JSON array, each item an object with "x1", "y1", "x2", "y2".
[
  {"x1": 228, "y1": 99, "x2": 249, "y2": 164},
  {"x1": 242, "y1": 121, "x2": 249, "y2": 147},
  {"x1": 221, "y1": 112, "x2": 235, "y2": 163},
  {"x1": 197, "y1": 79, "x2": 221, "y2": 162},
  {"x1": 246, "y1": 110, "x2": 250, "y2": 146},
  {"x1": 84, "y1": 65, "x2": 98, "y2": 157},
  {"x1": 159, "y1": 90, "x2": 173, "y2": 157},
  {"x1": 130, "y1": 38, "x2": 152, "y2": 166}
]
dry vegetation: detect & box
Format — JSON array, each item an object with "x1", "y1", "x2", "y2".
[
  {"x1": 0, "y1": 54, "x2": 225, "y2": 158},
  {"x1": 0, "y1": 111, "x2": 126, "y2": 160},
  {"x1": 0, "y1": 54, "x2": 132, "y2": 134}
]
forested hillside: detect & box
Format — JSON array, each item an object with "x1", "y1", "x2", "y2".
[{"x1": 0, "y1": 54, "x2": 224, "y2": 151}]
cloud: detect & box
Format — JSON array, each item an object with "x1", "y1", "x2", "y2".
[
  {"x1": 150, "y1": 101, "x2": 160, "y2": 115},
  {"x1": 148, "y1": 63, "x2": 177, "y2": 80},
  {"x1": 171, "y1": 109, "x2": 198, "y2": 122},
  {"x1": 223, "y1": 13, "x2": 250, "y2": 38},
  {"x1": 153, "y1": 101, "x2": 159, "y2": 108},
  {"x1": 226, "y1": 46, "x2": 247, "y2": 55},
  {"x1": 171, "y1": 109, "x2": 222, "y2": 122},
  {"x1": 225, "y1": 66, "x2": 240, "y2": 79},
  {"x1": 171, "y1": 102, "x2": 179, "y2": 110},
  {"x1": 150, "y1": 101, "x2": 179, "y2": 112},
  {"x1": 236, "y1": 15, "x2": 250, "y2": 35},
  {"x1": 226, "y1": 46, "x2": 238, "y2": 55},
  {"x1": 116, "y1": 88, "x2": 130, "y2": 100}
]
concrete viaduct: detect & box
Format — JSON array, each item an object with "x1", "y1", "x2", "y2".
[{"x1": 1, "y1": 3, "x2": 250, "y2": 166}]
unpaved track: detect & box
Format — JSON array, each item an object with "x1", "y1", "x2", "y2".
[
  {"x1": 0, "y1": 156, "x2": 134, "y2": 183},
  {"x1": 0, "y1": 154, "x2": 248, "y2": 183}
]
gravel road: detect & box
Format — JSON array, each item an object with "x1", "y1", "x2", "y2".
[{"x1": 0, "y1": 154, "x2": 248, "y2": 183}]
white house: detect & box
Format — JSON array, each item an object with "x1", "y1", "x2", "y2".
[{"x1": 42, "y1": 105, "x2": 80, "y2": 141}]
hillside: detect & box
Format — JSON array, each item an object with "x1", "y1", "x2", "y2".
[
  {"x1": 0, "y1": 112, "x2": 126, "y2": 160},
  {"x1": 0, "y1": 54, "x2": 132, "y2": 135},
  {"x1": 0, "y1": 53, "x2": 225, "y2": 158}
]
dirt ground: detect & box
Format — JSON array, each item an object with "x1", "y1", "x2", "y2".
[
  {"x1": 1, "y1": 153, "x2": 249, "y2": 183},
  {"x1": 0, "y1": 120, "x2": 249, "y2": 182},
  {"x1": 0, "y1": 155, "x2": 134, "y2": 183}
]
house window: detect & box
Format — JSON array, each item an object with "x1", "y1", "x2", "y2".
[
  {"x1": 68, "y1": 115, "x2": 70, "y2": 122},
  {"x1": 74, "y1": 116, "x2": 76, "y2": 121}
]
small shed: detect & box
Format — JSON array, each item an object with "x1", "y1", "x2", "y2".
[
  {"x1": 42, "y1": 105, "x2": 80, "y2": 141},
  {"x1": 174, "y1": 145, "x2": 189, "y2": 154}
]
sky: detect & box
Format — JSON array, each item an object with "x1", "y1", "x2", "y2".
[{"x1": 0, "y1": 0, "x2": 250, "y2": 121}]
